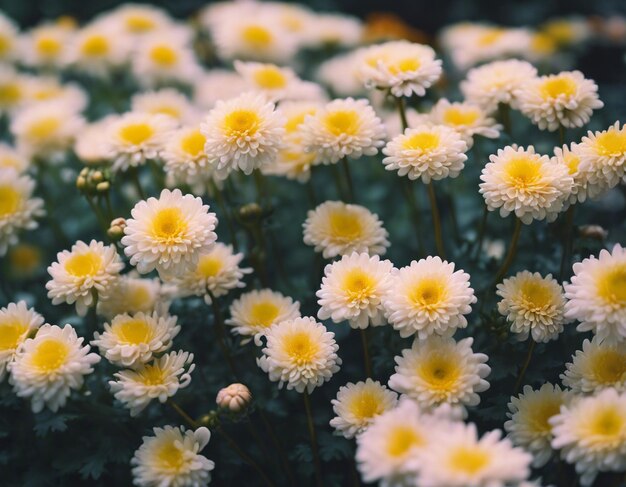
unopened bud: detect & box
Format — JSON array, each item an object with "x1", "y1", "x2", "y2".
[
  {"x1": 198, "y1": 411, "x2": 220, "y2": 428},
  {"x1": 238, "y1": 203, "x2": 263, "y2": 222},
  {"x1": 216, "y1": 383, "x2": 252, "y2": 412},
  {"x1": 76, "y1": 176, "x2": 87, "y2": 190},
  {"x1": 96, "y1": 181, "x2": 110, "y2": 192},
  {"x1": 578, "y1": 224, "x2": 608, "y2": 241},
  {"x1": 92, "y1": 171, "x2": 104, "y2": 183},
  {"x1": 107, "y1": 217, "x2": 126, "y2": 240}
]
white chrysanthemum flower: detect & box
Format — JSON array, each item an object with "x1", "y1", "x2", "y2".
[
  {"x1": 330, "y1": 379, "x2": 398, "y2": 439},
  {"x1": 105, "y1": 111, "x2": 176, "y2": 172},
  {"x1": 122, "y1": 188, "x2": 218, "y2": 278},
  {"x1": 317, "y1": 252, "x2": 394, "y2": 329},
  {"x1": 355, "y1": 398, "x2": 443, "y2": 487},
  {"x1": 515, "y1": 71, "x2": 603, "y2": 132},
  {"x1": 65, "y1": 23, "x2": 131, "y2": 76},
  {"x1": 504, "y1": 383, "x2": 569, "y2": 467},
  {"x1": 428, "y1": 99, "x2": 501, "y2": 148},
  {"x1": 131, "y1": 89, "x2": 200, "y2": 125},
  {"x1": 552, "y1": 143, "x2": 591, "y2": 205},
  {"x1": 131, "y1": 425, "x2": 214, "y2": 487},
  {"x1": 92, "y1": 312, "x2": 179, "y2": 367},
  {"x1": 578, "y1": 122, "x2": 626, "y2": 197},
  {"x1": 389, "y1": 336, "x2": 490, "y2": 414},
  {"x1": 0, "y1": 66, "x2": 28, "y2": 114},
  {"x1": 193, "y1": 70, "x2": 248, "y2": 110},
  {"x1": 97, "y1": 274, "x2": 170, "y2": 320},
  {"x1": 358, "y1": 41, "x2": 442, "y2": 98},
  {"x1": 479, "y1": 145, "x2": 573, "y2": 224},
  {"x1": 309, "y1": 13, "x2": 363, "y2": 48},
  {"x1": 0, "y1": 14, "x2": 19, "y2": 62},
  {"x1": 416, "y1": 421, "x2": 532, "y2": 487},
  {"x1": 171, "y1": 242, "x2": 251, "y2": 304},
  {"x1": 201, "y1": 91, "x2": 285, "y2": 176},
  {"x1": 110, "y1": 350, "x2": 194, "y2": 416},
  {"x1": 226, "y1": 289, "x2": 301, "y2": 341},
  {"x1": 460, "y1": 59, "x2": 538, "y2": 113},
  {"x1": 46, "y1": 240, "x2": 123, "y2": 316},
  {"x1": 383, "y1": 256, "x2": 476, "y2": 339},
  {"x1": 496, "y1": 271, "x2": 570, "y2": 342},
  {"x1": 316, "y1": 51, "x2": 367, "y2": 97},
  {"x1": 383, "y1": 108, "x2": 431, "y2": 138},
  {"x1": 382, "y1": 124, "x2": 468, "y2": 182},
  {"x1": 561, "y1": 337, "x2": 626, "y2": 394},
  {"x1": 550, "y1": 388, "x2": 626, "y2": 486},
  {"x1": 10, "y1": 101, "x2": 84, "y2": 159},
  {"x1": 74, "y1": 116, "x2": 117, "y2": 165},
  {"x1": 301, "y1": 98, "x2": 385, "y2": 164},
  {"x1": 132, "y1": 32, "x2": 201, "y2": 87},
  {"x1": 22, "y1": 23, "x2": 72, "y2": 69},
  {"x1": 303, "y1": 201, "x2": 390, "y2": 259},
  {"x1": 257, "y1": 316, "x2": 341, "y2": 393},
  {"x1": 564, "y1": 244, "x2": 626, "y2": 343},
  {"x1": 263, "y1": 142, "x2": 318, "y2": 183},
  {"x1": 9, "y1": 324, "x2": 100, "y2": 413},
  {"x1": 0, "y1": 301, "x2": 44, "y2": 380},
  {"x1": 21, "y1": 76, "x2": 88, "y2": 112},
  {"x1": 107, "y1": 4, "x2": 173, "y2": 37},
  {"x1": 0, "y1": 143, "x2": 29, "y2": 173},
  {"x1": 234, "y1": 61, "x2": 309, "y2": 102},
  {"x1": 0, "y1": 169, "x2": 44, "y2": 257}
]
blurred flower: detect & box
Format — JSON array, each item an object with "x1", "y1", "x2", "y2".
[
  {"x1": 65, "y1": 23, "x2": 131, "y2": 76},
  {"x1": 235, "y1": 60, "x2": 311, "y2": 102},
  {"x1": 193, "y1": 69, "x2": 248, "y2": 110},
  {"x1": 0, "y1": 301, "x2": 44, "y2": 380},
  {"x1": 131, "y1": 89, "x2": 200, "y2": 125},
  {"x1": 552, "y1": 143, "x2": 591, "y2": 206},
  {"x1": 98, "y1": 274, "x2": 170, "y2": 320},
  {"x1": 22, "y1": 23, "x2": 73, "y2": 69},
  {"x1": 309, "y1": 13, "x2": 363, "y2": 48},
  {"x1": 428, "y1": 99, "x2": 501, "y2": 148},
  {"x1": 0, "y1": 143, "x2": 29, "y2": 173},
  {"x1": 106, "y1": 4, "x2": 173, "y2": 37},
  {"x1": 0, "y1": 13, "x2": 20, "y2": 62},
  {"x1": 7, "y1": 243, "x2": 43, "y2": 277}
]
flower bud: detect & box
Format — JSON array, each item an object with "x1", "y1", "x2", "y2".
[
  {"x1": 96, "y1": 181, "x2": 110, "y2": 193},
  {"x1": 107, "y1": 217, "x2": 127, "y2": 240},
  {"x1": 578, "y1": 224, "x2": 608, "y2": 241},
  {"x1": 216, "y1": 383, "x2": 252, "y2": 412},
  {"x1": 76, "y1": 176, "x2": 87, "y2": 190}
]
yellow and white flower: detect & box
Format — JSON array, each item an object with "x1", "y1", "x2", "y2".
[
  {"x1": 496, "y1": 271, "x2": 570, "y2": 342},
  {"x1": 561, "y1": 337, "x2": 626, "y2": 394},
  {"x1": 65, "y1": 23, "x2": 131, "y2": 76},
  {"x1": 110, "y1": 350, "x2": 195, "y2": 416},
  {"x1": 0, "y1": 169, "x2": 44, "y2": 256},
  {"x1": 550, "y1": 388, "x2": 626, "y2": 486},
  {"x1": 0, "y1": 13, "x2": 20, "y2": 62},
  {"x1": 358, "y1": 41, "x2": 442, "y2": 97},
  {"x1": 122, "y1": 188, "x2": 218, "y2": 277},
  {"x1": 317, "y1": 252, "x2": 394, "y2": 329},
  {"x1": 170, "y1": 242, "x2": 251, "y2": 304},
  {"x1": 460, "y1": 59, "x2": 538, "y2": 113},
  {"x1": 0, "y1": 143, "x2": 28, "y2": 173},
  {"x1": 105, "y1": 111, "x2": 176, "y2": 172},
  {"x1": 131, "y1": 426, "x2": 214, "y2": 487},
  {"x1": 257, "y1": 316, "x2": 341, "y2": 393},
  {"x1": 106, "y1": 4, "x2": 173, "y2": 37},
  {"x1": 330, "y1": 379, "x2": 398, "y2": 439},
  {"x1": 74, "y1": 116, "x2": 117, "y2": 165},
  {"x1": 428, "y1": 99, "x2": 501, "y2": 148},
  {"x1": 515, "y1": 71, "x2": 603, "y2": 131},
  {"x1": 131, "y1": 89, "x2": 200, "y2": 125},
  {"x1": 193, "y1": 69, "x2": 248, "y2": 110},
  {"x1": 92, "y1": 311, "x2": 180, "y2": 367},
  {"x1": 97, "y1": 274, "x2": 171, "y2": 320},
  {"x1": 22, "y1": 23, "x2": 73, "y2": 69},
  {"x1": 46, "y1": 240, "x2": 124, "y2": 316},
  {"x1": 201, "y1": 91, "x2": 285, "y2": 176},
  {"x1": 303, "y1": 201, "x2": 390, "y2": 259},
  {"x1": 383, "y1": 256, "x2": 476, "y2": 339},
  {"x1": 504, "y1": 383, "x2": 569, "y2": 467},
  {"x1": 9, "y1": 324, "x2": 100, "y2": 413},
  {"x1": 479, "y1": 145, "x2": 573, "y2": 224},
  {"x1": 564, "y1": 244, "x2": 626, "y2": 343},
  {"x1": 416, "y1": 421, "x2": 532, "y2": 487},
  {"x1": 302, "y1": 97, "x2": 386, "y2": 164},
  {"x1": 389, "y1": 336, "x2": 490, "y2": 413},
  {"x1": 22, "y1": 76, "x2": 88, "y2": 111},
  {"x1": 382, "y1": 124, "x2": 468, "y2": 182},
  {"x1": 552, "y1": 143, "x2": 591, "y2": 205},
  {"x1": 316, "y1": 50, "x2": 367, "y2": 97},
  {"x1": 0, "y1": 66, "x2": 28, "y2": 114},
  {"x1": 235, "y1": 60, "x2": 311, "y2": 102},
  {"x1": 0, "y1": 301, "x2": 44, "y2": 380},
  {"x1": 226, "y1": 289, "x2": 301, "y2": 341},
  {"x1": 578, "y1": 122, "x2": 626, "y2": 197},
  {"x1": 309, "y1": 13, "x2": 363, "y2": 48}
]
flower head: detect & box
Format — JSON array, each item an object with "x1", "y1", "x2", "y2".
[
  {"x1": 131, "y1": 89, "x2": 199, "y2": 125},
  {"x1": 0, "y1": 301, "x2": 44, "y2": 380},
  {"x1": 428, "y1": 99, "x2": 501, "y2": 148},
  {"x1": 552, "y1": 142, "x2": 591, "y2": 204},
  {"x1": 97, "y1": 274, "x2": 170, "y2": 320},
  {"x1": 578, "y1": 122, "x2": 626, "y2": 197}
]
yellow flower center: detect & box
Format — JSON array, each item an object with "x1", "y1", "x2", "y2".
[
  {"x1": 443, "y1": 107, "x2": 480, "y2": 126},
  {"x1": 64, "y1": 251, "x2": 103, "y2": 277},
  {"x1": 151, "y1": 207, "x2": 187, "y2": 241},
  {"x1": 126, "y1": 285, "x2": 152, "y2": 312},
  {"x1": 402, "y1": 132, "x2": 440, "y2": 152},
  {"x1": 36, "y1": 36, "x2": 62, "y2": 57},
  {"x1": 477, "y1": 29, "x2": 504, "y2": 46},
  {"x1": 410, "y1": 277, "x2": 446, "y2": 309},
  {"x1": 31, "y1": 85, "x2": 62, "y2": 101},
  {"x1": 113, "y1": 319, "x2": 153, "y2": 345},
  {"x1": 524, "y1": 398, "x2": 562, "y2": 434},
  {"x1": 543, "y1": 21, "x2": 575, "y2": 44},
  {"x1": 81, "y1": 35, "x2": 109, "y2": 57},
  {"x1": 386, "y1": 426, "x2": 422, "y2": 458},
  {"x1": 563, "y1": 153, "x2": 580, "y2": 175},
  {"x1": 223, "y1": 110, "x2": 260, "y2": 137},
  {"x1": 119, "y1": 122, "x2": 154, "y2": 146},
  {"x1": 253, "y1": 66, "x2": 288, "y2": 90},
  {"x1": 137, "y1": 364, "x2": 165, "y2": 385},
  {"x1": 595, "y1": 130, "x2": 626, "y2": 157},
  {"x1": 419, "y1": 353, "x2": 461, "y2": 392},
  {"x1": 241, "y1": 25, "x2": 273, "y2": 47},
  {"x1": 540, "y1": 76, "x2": 577, "y2": 99},
  {"x1": 597, "y1": 265, "x2": 626, "y2": 306},
  {"x1": 0, "y1": 185, "x2": 21, "y2": 217},
  {"x1": 27, "y1": 117, "x2": 61, "y2": 140},
  {"x1": 342, "y1": 268, "x2": 375, "y2": 300},
  {"x1": 448, "y1": 447, "x2": 491, "y2": 475},
  {"x1": 590, "y1": 349, "x2": 626, "y2": 385},
  {"x1": 531, "y1": 33, "x2": 557, "y2": 55},
  {"x1": 180, "y1": 130, "x2": 206, "y2": 157},
  {"x1": 8, "y1": 244, "x2": 41, "y2": 273},
  {"x1": 283, "y1": 331, "x2": 319, "y2": 365},
  {"x1": 324, "y1": 110, "x2": 360, "y2": 137},
  {"x1": 249, "y1": 301, "x2": 280, "y2": 328},
  {"x1": 0, "y1": 34, "x2": 11, "y2": 56},
  {"x1": 279, "y1": 150, "x2": 315, "y2": 171},
  {"x1": 197, "y1": 254, "x2": 223, "y2": 278},
  {"x1": 348, "y1": 389, "x2": 384, "y2": 421},
  {"x1": 285, "y1": 111, "x2": 314, "y2": 133},
  {"x1": 31, "y1": 339, "x2": 69, "y2": 372},
  {"x1": 0, "y1": 82, "x2": 21, "y2": 105},
  {"x1": 328, "y1": 209, "x2": 363, "y2": 240},
  {"x1": 0, "y1": 321, "x2": 28, "y2": 351},
  {"x1": 519, "y1": 280, "x2": 554, "y2": 309},
  {"x1": 389, "y1": 57, "x2": 421, "y2": 74},
  {"x1": 0, "y1": 155, "x2": 20, "y2": 170},
  {"x1": 588, "y1": 407, "x2": 625, "y2": 439},
  {"x1": 504, "y1": 157, "x2": 543, "y2": 190},
  {"x1": 125, "y1": 15, "x2": 156, "y2": 33},
  {"x1": 155, "y1": 441, "x2": 185, "y2": 471},
  {"x1": 150, "y1": 45, "x2": 178, "y2": 66},
  {"x1": 150, "y1": 105, "x2": 181, "y2": 119}
]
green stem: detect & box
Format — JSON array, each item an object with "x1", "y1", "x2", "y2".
[
  {"x1": 359, "y1": 328, "x2": 372, "y2": 378},
  {"x1": 253, "y1": 170, "x2": 268, "y2": 204},
  {"x1": 257, "y1": 409, "x2": 296, "y2": 486},
  {"x1": 303, "y1": 392, "x2": 323, "y2": 487},
  {"x1": 207, "y1": 290, "x2": 240, "y2": 381},
  {"x1": 473, "y1": 207, "x2": 489, "y2": 260},
  {"x1": 210, "y1": 181, "x2": 239, "y2": 252},
  {"x1": 395, "y1": 95, "x2": 409, "y2": 131},
  {"x1": 558, "y1": 125, "x2": 566, "y2": 147},
  {"x1": 129, "y1": 167, "x2": 146, "y2": 199},
  {"x1": 498, "y1": 103, "x2": 511, "y2": 136},
  {"x1": 331, "y1": 164, "x2": 348, "y2": 201},
  {"x1": 493, "y1": 218, "x2": 523, "y2": 284},
  {"x1": 341, "y1": 158, "x2": 355, "y2": 202},
  {"x1": 559, "y1": 206, "x2": 576, "y2": 281},
  {"x1": 427, "y1": 182, "x2": 446, "y2": 258},
  {"x1": 400, "y1": 178, "x2": 425, "y2": 256},
  {"x1": 167, "y1": 399, "x2": 199, "y2": 429},
  {"x1": 513, "y1": 340, "x2": 536, "y2": 394}
]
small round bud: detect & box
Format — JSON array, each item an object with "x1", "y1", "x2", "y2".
[
  {"x1": 80, "y1": 167, "x2": 89, "y2": 177},
  {"x1": 216, "y1": 383, "x2": 252, "y2": 412},
  {"x1": 107, "y1": 218, "x2": 126, "y2": 240},
  {"x1": 76, "y1": 176, "x2": 87, "y2": 190},
  {"x1": 96, "y1": 181, "x2": 110, "y2": 192},
  {"x1": 238, "y1": 203, "x2": 263, "y2": 222},
  {"x1": 91, "y1": 171, "x2": 104, "y2": 183},
  {"x1": 578, "y1": 224, "x2": 608, "y2": 241},
  {"x1": 198, "y1": 411, "x2": 220, "y2": 428}
]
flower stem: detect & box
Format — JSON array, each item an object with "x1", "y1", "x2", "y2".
[
  {"x1": 427, "y1": 182, "x2": 446, "y2": 258},
  {"x1": 331, "y1": 164, "x2": 348, "y2": 201},
  {"x1": 256, "y1": 409, "x2": 296, "y2": 486},
  {"x1": 341, "y1": 158, "x2": 355, "y2": 202},
  {"x1": 395, "y1": 95, "x2": 409, "y2": 131},
  {"x1": 207, "y1": 290, "x2": 240, "y2": 381},
  {"x1": 400, "y1": 178, "x2": 425, "y2": 256},
  {"x1": 167, "y1": 399, "x2": 199, "y2": 429},
  {"x1": 493, "y1": 217, "x2": 522, "y2": 284},
  {"x1": 559, "y1": 206, "x2": 576, "y2": 282},
  {"x1": 473, "y1": 206, "x2": 489, "y2": 260},
  {"x1": 359, "y1": 328, "x2": 372, "y2": 378},
  {"x1": 209, "y1": 181, "x2": 239, "y2": 252},
  {"x1": 129, "y1": 167, "x2": 146, "y2": 199},
  {"x1": 498, "y1": 103, "x2": 512, "y2": 136},
  {"x1": 513, "y1": 340, "x2": 536, "y2": 394},
  {"x1": 253, "y1": 169, "x2": 268, "y2": 204},
  {"x1": 303, "y1": 392, "x2": 323, "y2": 487}
]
